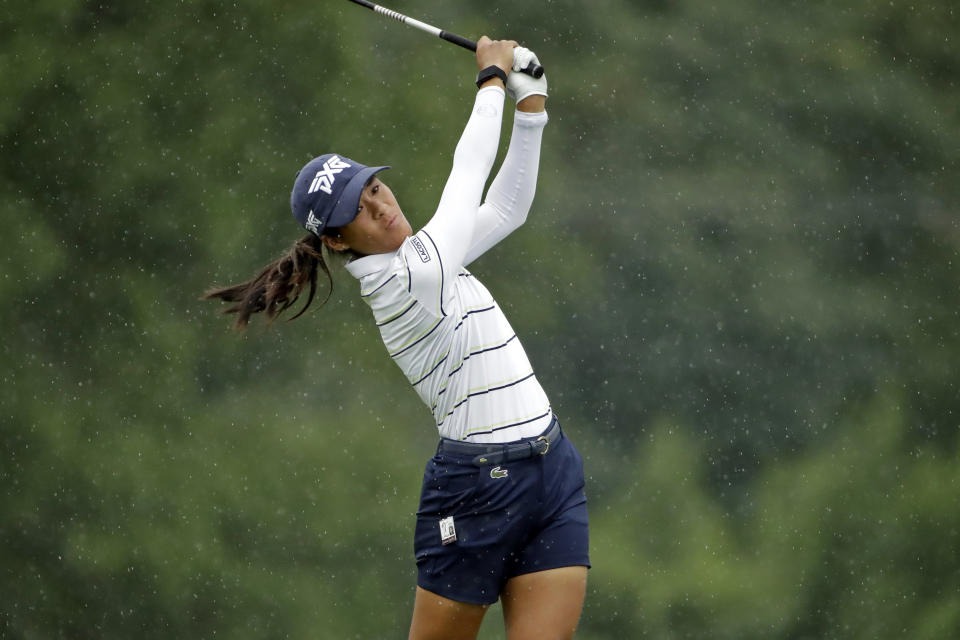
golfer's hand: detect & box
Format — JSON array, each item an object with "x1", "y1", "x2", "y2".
[
  {"x1": 508, "y1": 47, "x2": 548, "y2": 109},
  {"x1": 476, "y1": 36, "x2": 518, "y2": 85}
]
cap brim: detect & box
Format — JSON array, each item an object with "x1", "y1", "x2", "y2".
[{"x1": 327, "y1": 165, "x2": 390, "y2": 228}]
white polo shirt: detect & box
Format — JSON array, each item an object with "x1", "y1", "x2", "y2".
[{"x1": 345, "y1": 87, "x2": 552, "y2": 443}]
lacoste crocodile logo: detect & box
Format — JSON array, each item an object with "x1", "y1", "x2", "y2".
[{"x1": 490, "y1": 466, "x2": 509, "y2": 479}]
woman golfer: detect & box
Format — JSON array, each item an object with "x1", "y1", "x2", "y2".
[{"x1": 206, "y1": 38, "x2": 589, "y2": 640}]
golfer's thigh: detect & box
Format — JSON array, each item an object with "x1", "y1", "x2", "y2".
[
  {"x1": 502, "y1": 566, "x2": 588, "y2": 640},
  {"x1": 408, "y1": 586, "x2": 488, "y2": 640}
]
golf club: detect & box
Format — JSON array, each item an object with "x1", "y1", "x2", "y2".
[{"x1": 345, "y1": 0, "x2": 545, "y2": 78}]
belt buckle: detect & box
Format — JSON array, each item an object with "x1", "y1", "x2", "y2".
[{"x1": 536, "y1": 435, "x2": 550, "y2": 456}]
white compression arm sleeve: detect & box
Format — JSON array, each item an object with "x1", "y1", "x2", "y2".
[
  {"x1": 464, "y1": 109, "x2": 548, "y2": 266},
  {"x1": 420, "y1": 87, "x2": 506, "y2": 280}
]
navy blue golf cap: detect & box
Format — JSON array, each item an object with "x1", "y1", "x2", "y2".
[{"x1": 290, "y1": 154, "x2": 389, "y2": 237}]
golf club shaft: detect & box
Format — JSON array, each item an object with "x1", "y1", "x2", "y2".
[{"x1": 345, "y1": 0, "x2": 544, "y2": 78}]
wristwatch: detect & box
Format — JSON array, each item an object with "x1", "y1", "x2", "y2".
[{"x1": 476, "y1": 65, "x2": 507, "y2": 88}]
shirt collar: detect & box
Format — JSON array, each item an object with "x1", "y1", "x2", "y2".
[{"x1": 344, "y1": 250, "x2": 397, "y2": 280}]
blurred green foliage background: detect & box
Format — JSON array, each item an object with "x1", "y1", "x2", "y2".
[{"x1": 2, "y1": 0, "x2": 958, "y2": 637}]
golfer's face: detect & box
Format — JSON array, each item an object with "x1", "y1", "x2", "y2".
[{"x1": 339, "y1": 177, "x2": 412, "y2": 255}]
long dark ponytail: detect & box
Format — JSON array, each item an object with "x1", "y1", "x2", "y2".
[{"x1": 203, "y1": 233, "x2": 336, "y2": 330}]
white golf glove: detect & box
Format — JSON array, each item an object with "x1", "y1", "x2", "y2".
[{"x1": 506, "y1": 46, "x2": 548, "y2": 102}]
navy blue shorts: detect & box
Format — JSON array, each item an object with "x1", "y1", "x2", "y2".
[{"x1": 413, "y1": 416, "x2": 590, "y2": 605}]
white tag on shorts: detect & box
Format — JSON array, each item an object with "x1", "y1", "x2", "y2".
[{"x1": 439, "y1": 516, "x2": 457, "y2": 545}]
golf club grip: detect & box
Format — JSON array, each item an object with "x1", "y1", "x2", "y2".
[
  {"x1": 439, "y1": 30, "x2": 477, "y2": 52},
  {"x1": 438, "y1": 31, "x2": 544, "y2": 78},
  {"x1": 520, "y1": 61, "x2": 545, "y2": 79}
]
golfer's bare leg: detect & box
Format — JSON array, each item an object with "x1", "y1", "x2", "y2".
[
  {"x1": 501, "y1": 566, "x2": 588, "y2": 640},
  {"x1": 408, "y1": 586, "x2": 488, "y2": 640}
]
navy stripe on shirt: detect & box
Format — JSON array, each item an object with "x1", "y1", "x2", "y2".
[
  {"x1": 445, "y1": 334, "x2": 518, "y2": 380},
  {"x1": 436, "y1": 371, "x2": 536, "y2": 427},
  {"x1": 361, "y1": 273, "x2": 397, "y2": 298},
  {"x1": 412, "y1": 354, "x2": 449, "y2": 387},
  {"x1": 376, "y1": 299, "x2": 417, "y2": 327},
  {"x1": 453, "y1": 305, "x2": 495, "y2": 332},
  {"x1": 461, "y1": 409, "x2": 553, "y2": 440},
  {"x1": 430, "y1": 333, "x2": 520, "y2": 411},
  {"x1": 421, "y1": 230, "x2": 445, "y2": 317},
  {"x1": 409, "y1": 306, "x2": 495, "y2": 387},
  {"x1": 389, "y1": 317, "x2": 444, "y2": 358}
]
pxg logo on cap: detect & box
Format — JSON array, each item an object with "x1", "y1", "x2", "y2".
[
  {"x1": 307, "y1": 155, "x2": 351, "y2": 196},
  {"x1": 290, "y1": 153, "x2": 390, "y2": 238}
]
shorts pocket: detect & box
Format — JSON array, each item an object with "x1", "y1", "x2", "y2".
[{"x1": 418, "y1": 456, "x2": 482, "y2": 517}]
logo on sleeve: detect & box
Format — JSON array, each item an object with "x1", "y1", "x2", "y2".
[{"x1": 410, "y1": 237, "x2": 432, "y2": 263}]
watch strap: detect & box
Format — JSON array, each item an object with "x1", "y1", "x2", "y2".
[{"x1": 475, "y1": 65, "x2": 507, "y2": 89}]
